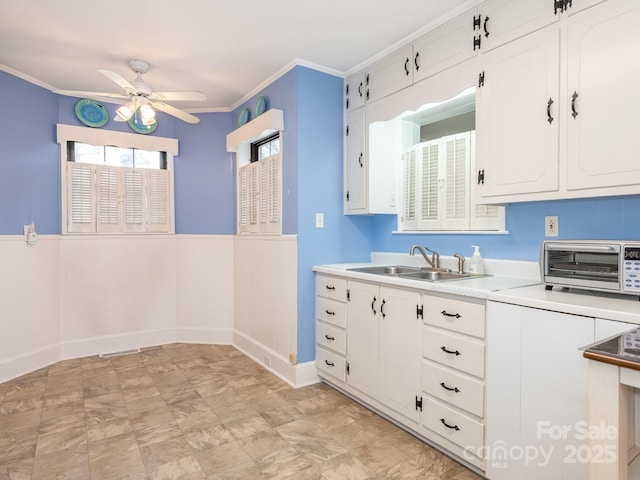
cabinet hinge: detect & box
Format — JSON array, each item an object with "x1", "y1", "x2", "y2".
[
  {"x1": 478, "y1": 71, "x2": 485, "y2": 88},
  {"x1": 473, "y1": 14, "x2": 481, "y2": 30},
  {"x1": 346, "y1": 362, "x2": 350, "y2": 375},
  {"x1": 416, "y1": 304, "x2": 424, "y2": 319},
  {"x1": 415, "y1": 396, "x2": 423, "y2": 412},
  {"x1": 347, "y1": 289, "x2": 350, "y2": 301},
  {"x1": 477, "y1": 169, "x2": 485, "y2": 185},
  {"x1": 473, "y1": 35, "x2": 481, "y2": 51}
]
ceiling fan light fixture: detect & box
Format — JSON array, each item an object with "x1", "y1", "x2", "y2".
[
  {"x1": 115, "y1": 101, "x2": 135, "y2": 122},
  {"x1": 139, "y1": 104, "x2": 156, "y2": 125}
]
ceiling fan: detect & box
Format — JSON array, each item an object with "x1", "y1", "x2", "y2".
[{"x1": 55, "y1": 59, "x2": 205, "y2": 124}]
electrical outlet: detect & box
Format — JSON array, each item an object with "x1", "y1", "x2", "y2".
[
  {"x1": 315, "y1": 213, "x2": 324, "y2": 228},
  {"x1": 289, "y1": 353, "x2": 297, "y2": 364},
  {"x1": 545, "y1": 216, "x2": 559, "y2": 237}
]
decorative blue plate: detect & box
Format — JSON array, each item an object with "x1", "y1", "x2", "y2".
[
  {"x1": 75, "y1": 99, "x2": 108, "y2": 128},
  {"x1": 255, "y1": 96, "x2": 266, "y2": 117},
  {"x1": 128, "y1": 110, "x2": 158, "y2": 135},
  {"x1": 238, "y1": 107, "x2": 250, "y2": 127}
]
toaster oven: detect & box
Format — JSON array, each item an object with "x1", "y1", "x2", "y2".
[{"x1": 541, "y1": 240, "x2": 640, "y2": 296}]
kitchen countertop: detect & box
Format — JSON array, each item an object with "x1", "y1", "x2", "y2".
[
  {"x1": 488, "y1": 284, "x2": 640, "y2": 325},
  {"x1": 313, "y1": 253, "x2": 541, "y2": 300}
]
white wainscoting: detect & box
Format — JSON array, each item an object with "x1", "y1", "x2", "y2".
[
  {"x1": 233, "y1": 235, "x2": 308, "y2": 386},
  {"x1": 0, "y1": 233, "x2": 318, "y2": 388},
  {"x1": 0, "y1": 236, "x2": 60, "y2": 382}
]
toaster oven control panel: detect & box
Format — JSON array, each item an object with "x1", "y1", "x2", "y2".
[{"x1": 623, "y1": 246, "x2": 640, "y2": 291}]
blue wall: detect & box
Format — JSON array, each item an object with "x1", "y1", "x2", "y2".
[
  {"x1": 0, "y1": 71, "x2": 60, "y2": 234},
  {"x1": 367, "y1": 195, "x2": 640, "y2": 262},
  {"x1": 5, "y1": 66, "x2": 640, "y2": 364}
]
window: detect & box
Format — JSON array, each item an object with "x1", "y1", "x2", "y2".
[
  {"x1": 57, "y1": 124, "x2": 177, "y2": 235},
  {"x1": 400, "y1": 131, "x2": 504, "y2": 231},
  {"x1": 251, "y1": 133, "x2": 281, "y2": 162},
  {"x1": 238, "y1": 133, "x2": 281, "y2": 233}
]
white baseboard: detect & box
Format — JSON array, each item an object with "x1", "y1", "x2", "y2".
[
  {"x1": 60, "y1": 329, "x2": 176, "y2": 360},
  {"x1": 233, "y1": 330, "x2": 320, "y2": 388},
  {"x1": 0, "y1": 344, "x2": 60, "y2": 384},
  {"x1": 176, "y1": 327, "x2": 233, "y2": 345}
]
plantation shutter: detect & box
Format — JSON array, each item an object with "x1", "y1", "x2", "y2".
[
  {"x1": 147, "y1": 169, "x2": 171, "y2": 232},
  {"x1": 67, "y1": 163, "x2": 95, "y2": 233},
  {"x1": 123, "y1": 169, "x2": 145, "y2": 233},
  {"x1": 96, "y1": 167, "x2": 121, "y2": 233},
  {"x1": 262, "y1": 154, "x2": 281, "y2": 233},
  {"x1": 418, "y1": 142, "x2": 440, "y2": 230},
  {"x1": 238, "y1": 165, "x2": 250, "y2": 233},
  {"x1": 442, "y1": 133, "x2": 470, "y2": 230},
  {"x1": 401, "y1": 149, "x2": 417, "y2": 230}
]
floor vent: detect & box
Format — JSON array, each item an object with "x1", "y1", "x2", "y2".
[{"x1": 99, "y1": 348, "x2": 141, "y2": 358}]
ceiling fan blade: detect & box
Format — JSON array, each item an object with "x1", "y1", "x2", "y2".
[
  {"x1": 151, "y1": 102, "x2": 200, "y2": 124},
  {"x1": 99, "y1": 69, "x2": 138, "y2": 95},
  {"x1": 53, "y1": 89, "x2": 129, "y2": 101},
  {"x1": 150, "y1": 90, "x2": 206, "y2": 101}
]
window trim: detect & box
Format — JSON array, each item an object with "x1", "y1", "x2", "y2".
[{"x1": 56, "y1": 124, "x2": 178, "y2": 235}]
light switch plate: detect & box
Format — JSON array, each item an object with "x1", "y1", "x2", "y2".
[{"x1": 316, "y1": 213, "x2": 324, "y2": 228}]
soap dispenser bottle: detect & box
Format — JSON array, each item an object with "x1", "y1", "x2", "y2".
[{"x1": 469, "y1": 245, "x2": 484, "y2": 274}]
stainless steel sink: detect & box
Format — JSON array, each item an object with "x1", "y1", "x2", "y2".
[
  {"x1": 347, "y1": 265, "x2": 489, "y2": 282},
  {"x1": 348, "y1": 265, "x2": 425, "y2": 275},
  {"x1": 398, "y1": 270, "x2": 475, "y2": 281}
]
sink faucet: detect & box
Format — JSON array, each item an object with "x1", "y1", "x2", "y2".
[
  {"x1": 410, "y1": 245, "x2": 440, "y2": 268},
  {"x1": 453, "y1": 252, "x2": 465, "y2": 274}
]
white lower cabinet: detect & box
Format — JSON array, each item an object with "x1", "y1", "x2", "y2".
[
  {"x1": 485, "y1": 301, "x2": 636, "y2": 480},
  {"x1": 420, "y1": 293, "x2": 487, "y2": 470},
  {"x1": 315, "y1": 274, "x2": 488, "y2": 474}
]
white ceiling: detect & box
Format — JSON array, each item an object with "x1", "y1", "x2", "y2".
[{"x1": 0, "y1": 0, "x2": 477, "y2": 112}]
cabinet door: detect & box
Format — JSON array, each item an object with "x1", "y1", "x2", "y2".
[
  {"x1": 366, "y1": 45, "x2": 413, "y2": 103},
  {"x1": 344, "y1": 109, "x2": 366, "y2": 212},
  {"x1": 379, "y1": 286, "x2": 421, "y2": 422},
  {"x1": 566, "y1": 0, "x2": 640, "y2": 191},
  {"x1": 413, "y1": 11, "x2": 477, "y2": 83},
  {"x1": 486, "y1": 301, "x2": 595, "y2": 480},
  {"x1": 476, "y1": 27, "x2": 560, "y2": 200},
  {"x1": 345, "y1": 71, "x2": 367, "y2": 111},
  {"x1": 479, "y1": 0, "x2": 558, "y2": 52},
  {"x1": 346, "y1": 281, "x2": 379, "y2": 398}
]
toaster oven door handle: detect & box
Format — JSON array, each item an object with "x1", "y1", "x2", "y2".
[{"x1": 545, "y1": 243, "x2": 619, "y2": 252}]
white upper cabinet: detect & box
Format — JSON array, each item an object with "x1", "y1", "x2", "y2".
[
  {"x1": 476, "y1": 0, "x2": 559, "y2": 53},
  {"x1": 344, "y1": 109, "x2": 367, "y2": 211},
  {"x1": 413, "y1": 12, "x2": 478, "y2": 83},
  {"x1": 345, "y1": 69, "x2": 367, "y2": 111},
  {"x1": 366, "y1": 45, "x2": 414, "y2": 104},
  {"x1": 566, "y1": 0, "x2": 640, "y2": 191},
  {"x1": 476, "y1": 27, "x2": 561, "y2": 199}
]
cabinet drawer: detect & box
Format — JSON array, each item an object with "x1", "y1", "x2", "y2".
[
  {"x1": 423, "y1": 326, "x2": 485, "y2": 378},
  {"x1": 316, "y1": 346, "x2": 346, "y2": 383},
  {"x1": 423, "y1": 296, "x2": 485, "y2": 339},
  {"x1": 422, "y1": 360, "x2": 484, "y2": 418},
  {"x1": 316, "y1": 297, "x2": 347, "y2": 329},
  {"x1": 422, "y1": 396, "x2": 484, "y2": 452},
  {"x1": 316, "y1": 322, "x2": 346, "y2": 355},
  {"x1": 316, "y1": 274, "x2": 347, "y2": 301}
]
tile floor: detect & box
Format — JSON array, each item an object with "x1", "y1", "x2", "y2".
[{"x1": 0, "y1": 344, "x2": 484, "y2": 480}]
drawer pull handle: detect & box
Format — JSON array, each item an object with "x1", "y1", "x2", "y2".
[
  {"x1": 440, "y1": 418, "x2": 460, "y2": 431},
  {"x1": 441, "y1": 346, "x2": 461, "y2": 356},
  {"x1": 325, "y1": 309, "x2": 335, "y2": 316},
  {"x1": 371, "y1": 296, "x2": 377, "y2": 315},
  {"x1": 440, "y1": 382, "x2": 460, "y2": 393},
  {"x1": 324, "y1": 360, "x2": 335, "y2": 367},
  {"x1": 325, "y1": 334, "x2": 335, "y2": 341},
  {"x1": 441, "y1": 310, "x2": 461, "y2": 318},
  {"x1": 325, "y1": 285, "x2": 336, "y2": 291}
]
